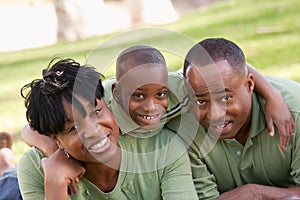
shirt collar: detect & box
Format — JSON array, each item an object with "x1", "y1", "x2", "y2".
[{"x1": 248, "y1": 92, "x2": 267, "y2": 138}]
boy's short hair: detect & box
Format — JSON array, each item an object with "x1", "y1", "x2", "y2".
[{"x1": 116, "y1": 45, "x2": 166, "y2": 80}]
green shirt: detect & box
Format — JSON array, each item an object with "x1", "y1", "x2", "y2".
[
  {"x1": 104, "y1": 72, "x2": 218, "y2": 200},
  {"x1": 18, "y1": 128, "x2": 197, "y2": 200},
  {"x1": 166, "y1": 76, "x2": 300, "y2": 198}
]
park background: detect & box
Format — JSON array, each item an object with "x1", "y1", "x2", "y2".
[{"x1": 0, "y1": 0, "x2": 299, "y2": 162}]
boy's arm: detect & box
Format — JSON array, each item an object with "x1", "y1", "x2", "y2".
[
  {"x1": 248, "y1": 63, "x2": 295, "y2": 150},
  {"x1": 21, "y1": 124, "x2": 58, "y2": 157}
]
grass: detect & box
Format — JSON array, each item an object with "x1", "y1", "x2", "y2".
[{"x1": 1, "y1": 0, "x2": 299, "y2": 160}]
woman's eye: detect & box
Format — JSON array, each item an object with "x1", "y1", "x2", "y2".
[{"x1": 68, "y1": 125, "x2": 78, "y2": 133}]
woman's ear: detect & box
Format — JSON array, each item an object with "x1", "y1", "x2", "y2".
[
  {"x1": 52, "y1": 135, "x2": 63, "y2": 149},
  {"x1": 112, "y1": 83, "x2": 121, "y2": 102}
]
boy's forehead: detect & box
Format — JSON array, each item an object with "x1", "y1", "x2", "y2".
[{"x1": 118, "y1": 64, "x2": 168, "y2": 91}]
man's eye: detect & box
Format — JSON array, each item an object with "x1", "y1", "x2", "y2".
[
  {"x1": 94, "y1": 109, "x2": 102, "y2": 115},
  {"x1": 221, "y1": 95, "x2": 232, "y2": 103},
  {"x1": 196, "y1": 99, "x2": 206, "y2": 105}
]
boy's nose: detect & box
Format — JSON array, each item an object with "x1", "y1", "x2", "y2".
[{"x1": 143, "y1": 98, "x2": 157, "y2": 112}]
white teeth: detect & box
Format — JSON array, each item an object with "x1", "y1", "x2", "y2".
[
  {"x1": 141, "y1": 115, "x2": 157, "y2": 120},
  {"x1": 216, "y1": 125, "x2": 225, "y2": 129},
  {"x1": 90, "y1": 137, "x2": 108, "y2": 150}
]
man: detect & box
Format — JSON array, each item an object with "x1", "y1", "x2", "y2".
[{"x1": 167, "y1": 38, "x2": 300, "y2": 199}]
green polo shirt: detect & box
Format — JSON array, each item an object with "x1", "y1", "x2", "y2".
[
  {"x1": 103, "y1": 73, "x2": 218, "y2": 200},
  {"x1": 166, "y1": 75, "x2": 300, "y2": 198},
  {"x1": 18, "y1": 129, "x2": 197, "y2": 200}
]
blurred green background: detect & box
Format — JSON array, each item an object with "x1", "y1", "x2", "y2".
[{"x1": 0, "y1": 0, "x2": 299, "y2": 161}]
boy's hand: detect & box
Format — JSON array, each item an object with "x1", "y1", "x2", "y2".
[{"x1": 264, "y1": 94, "x2": 295, "y2": 150}]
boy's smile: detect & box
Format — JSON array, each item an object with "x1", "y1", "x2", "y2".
[{"x1": 129, "y1": 83, "x2": 168, "y2": 129}]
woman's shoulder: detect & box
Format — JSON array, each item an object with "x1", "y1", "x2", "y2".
[{"x1": 18, "y1": 147, "x2": 45, "y2": 170}]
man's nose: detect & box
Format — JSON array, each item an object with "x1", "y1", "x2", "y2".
[{"x1": 207, "y1": 103, "x2": 226, "y2": 122}]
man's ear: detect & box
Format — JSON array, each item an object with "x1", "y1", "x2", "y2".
[
  {"x1": 247, "y1": 73, "x2": 255, "y2": 92},
  {"x1": 112, "y1": 83, "x2": 121, "y2": 102}
]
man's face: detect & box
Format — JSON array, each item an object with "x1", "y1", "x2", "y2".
[
  {"x1": 114, "y1": 64, "x2": 168, "y2": 130},
  {"x1": 186, "y1": 60, "x2": 254, "y2": 141}
]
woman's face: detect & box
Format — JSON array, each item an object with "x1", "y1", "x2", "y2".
[{"x1": 55, "y1": 96, "x2": 120, "y2": 165}]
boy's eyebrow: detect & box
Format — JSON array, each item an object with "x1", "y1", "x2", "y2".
[{"x1": 134, "y1": 85, "x2": 168, "y2": 91}]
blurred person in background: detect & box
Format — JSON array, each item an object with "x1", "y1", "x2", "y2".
[{"x1": 0, "y1": 131, "x2": 23, "y2": 200}]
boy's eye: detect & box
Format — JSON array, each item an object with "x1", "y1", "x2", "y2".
[
  {"x1": 132, "y1": 93, "x2": 144, "y2": 100},
  {"x1": 157, "y1": 91, "x2": 167, "y2": 98}
]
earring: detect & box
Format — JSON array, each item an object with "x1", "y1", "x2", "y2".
[
  {"x1": 63, "y1": 149, "x2": 70, "y2": 159},
  {"x1": 58, "y1": 144, "x2": 71, "y2": 159}
]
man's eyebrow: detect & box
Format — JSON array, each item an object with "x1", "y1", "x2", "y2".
[{"x1": 195, "y1": 88, "x2": 232, "y2": 97}]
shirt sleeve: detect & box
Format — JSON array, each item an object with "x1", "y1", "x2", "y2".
[
  {"x1": 165, "y1": 113, "x2": 220, "y2": 199},
  {"x1": 188, "y1": 140, "x2": 219, "y2": 200},
  {"x1": 160, "y1": 134, "x2": 198, "y2": 200},
  {"x1": 289, "y1": 113, "x2": 300, "y2": 185},
  {"x1": 17, "y1": 147, "x2": 46, "y2": 200}
]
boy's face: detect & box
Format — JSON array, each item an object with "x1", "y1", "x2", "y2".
[
  {"x1": 186, "y1": 60, "x2": 254, "y2": 140},
  {"x1": 56, "y1": 96, "x2": 120, "y2": 165},
  {"x1": 115, "y1": 64, "x2": 168, "y2": 130}
]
